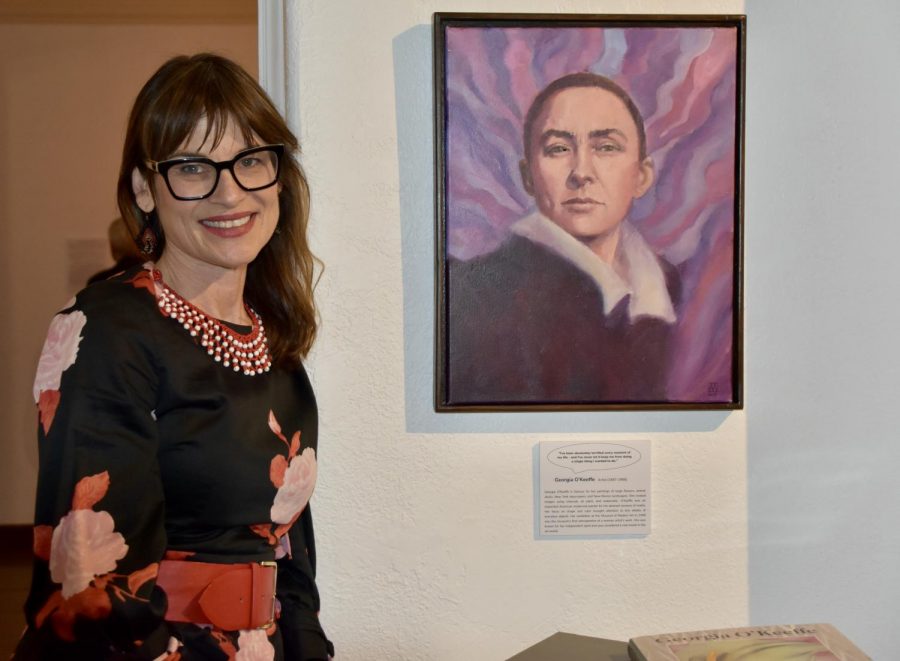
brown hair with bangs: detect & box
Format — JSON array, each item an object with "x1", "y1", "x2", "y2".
[{"x1": 117, "y1": 53, "x2": 318, "y2": 367}]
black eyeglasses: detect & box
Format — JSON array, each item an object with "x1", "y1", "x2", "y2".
[{"x1": 146, "y1": 144, "x2": 285, "y2": 201}]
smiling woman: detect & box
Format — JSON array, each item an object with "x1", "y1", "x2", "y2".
[
  {"x1": 14, "y1": 54, "x2": 333, "y2": 660},
  {"x1": 131, "y1": 117, "x2": 283, "y2": 304}
]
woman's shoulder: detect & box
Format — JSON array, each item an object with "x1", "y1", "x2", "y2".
[
  {"x1": 72, "y1": 264, "x2": 160, "y2": 316},
  {"x1": 34, "y1": 266, "x2": 163, "y2": 408},
  {"x1": 47, "y1": 264, "x2": 164, "y2": 351}
]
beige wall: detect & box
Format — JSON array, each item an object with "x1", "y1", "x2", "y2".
[{"x1": 0, "y1": 14, "x2": 257, "y2": 523}]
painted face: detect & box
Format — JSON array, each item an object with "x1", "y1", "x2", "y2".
[
  {"x1": 132, "y1": 117, "x2": 280, "y2": 276},
  {"x1": 521, "y1": 86, "x2": 654, "y2": 248}
]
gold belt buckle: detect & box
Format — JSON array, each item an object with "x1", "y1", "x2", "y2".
[{"x1": 256, "y1": 560, "x2": 278, "y2": 629}]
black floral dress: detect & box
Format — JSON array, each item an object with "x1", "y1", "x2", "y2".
[{"x1": 14, "y1": 265, "x2": 333, "y2": 660}]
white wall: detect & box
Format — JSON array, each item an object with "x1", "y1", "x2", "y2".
[
  {"x1": 746, "y1": 1, "x2": 900, "y2": 658},
  {"x1": 291, "y1": 1, "x2": 746, "y2": 658},
  {"x1": 0, "y1": 15, "x2": 257, "y2": 524}
]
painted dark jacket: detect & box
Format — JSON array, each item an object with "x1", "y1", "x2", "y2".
[{"x1": 447, "y1": 219, "x2": 680, "y2": 406}]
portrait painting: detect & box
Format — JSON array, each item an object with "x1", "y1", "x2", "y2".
[{"x1": 434, "y1": 14, "x2": 745, "y2": 411}]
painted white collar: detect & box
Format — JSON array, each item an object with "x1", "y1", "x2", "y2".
[{"x1": 511, "y1": 212, "x2": 676, "y2": 324}]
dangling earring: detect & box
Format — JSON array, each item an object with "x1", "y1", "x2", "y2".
[{"x1": 140, "y1": 223, "x2": 157, "y2": 256}]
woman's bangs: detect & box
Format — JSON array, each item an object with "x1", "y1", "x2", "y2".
[{"x1": 151, "y1": 74, "x2": 261, "y2": 157}]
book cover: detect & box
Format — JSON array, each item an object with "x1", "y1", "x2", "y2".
[{"x1": 628, "y1": 623, "x2": 869, "y2": 661}]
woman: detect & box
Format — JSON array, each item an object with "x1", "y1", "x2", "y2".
[{"x1": 15, "y1": 54, "x2": 333, "y2": 660}]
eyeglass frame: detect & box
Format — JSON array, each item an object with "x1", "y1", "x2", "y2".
[{"x1": 144, "y1": 144, "x2": 285, "y2": 201}]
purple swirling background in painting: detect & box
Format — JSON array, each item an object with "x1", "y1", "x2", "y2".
[{"x1": 444, "y1": 26, "x2": 739, "y2": 403}]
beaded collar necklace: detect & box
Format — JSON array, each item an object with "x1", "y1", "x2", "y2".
[{"x1": 151, "y1": 269, "x2": 272, "y2": 376}]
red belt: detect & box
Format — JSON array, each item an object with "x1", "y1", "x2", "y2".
[{"x1": 157, "y1": 558, "x2": 277, "y2": 631}]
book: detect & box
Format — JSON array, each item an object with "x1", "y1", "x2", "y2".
[
  {"x1": 628, "y1": 623, "x2": 870, "y2": 661},
  {"x1": 507, "y1": 632, "x2": 629, "y2": 661}
]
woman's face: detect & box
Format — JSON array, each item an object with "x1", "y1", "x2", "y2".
[{"x1": 132, "y1": 116, "x2": 280, "y2": 277}]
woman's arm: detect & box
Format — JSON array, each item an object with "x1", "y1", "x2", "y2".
[
  {"x1": 15, "y1": 284, "x2": 172, "y2": 660},
  {"x1": 275, "y1": 507, "x2": 333, "y2": 660}
]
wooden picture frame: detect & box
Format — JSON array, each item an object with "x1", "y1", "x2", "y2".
[{"x1": 435, "y1": 13, "x2": 745, "y2": 411}]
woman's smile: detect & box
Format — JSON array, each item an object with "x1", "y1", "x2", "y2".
[{"x1": 200, "y1": 212, "x2": 256, "y2": 236}]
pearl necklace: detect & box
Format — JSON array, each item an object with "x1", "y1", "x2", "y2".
[{"x1": 151, "y1": 269, "x2": 272, "y2": 376}]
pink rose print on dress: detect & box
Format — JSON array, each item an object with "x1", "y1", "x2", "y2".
[
  {"x1": 267, "y1": 411, "x2": 317, "y2": 525},
  {"x1": 33, "y1": 309, "x2": 87, "y2": 434},
  {"x1": 251, "y1": 411, "x2": 317, "y2": 556},
  {"x1": 35, "y1": 472, "x2": 156, "y2": 642},
  {"x1": 235, "y1": 628, "x2": 276, "y2": 661},
  {"x1": 50, "y1": 472, "x2": 128, "y2": 598}
]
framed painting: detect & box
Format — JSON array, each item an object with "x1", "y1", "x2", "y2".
[{"x1": 434, "y1": 13, "x2": 745, "y2": 411}]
